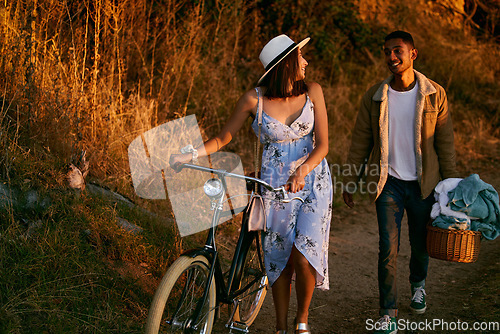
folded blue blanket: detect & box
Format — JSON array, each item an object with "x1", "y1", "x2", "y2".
[
  {"x1": 433, "y1": 214, "x2": 470, "y2": 230},
  {"x1": 447, "y1": 174, "x2": 500, "y2": 240}
]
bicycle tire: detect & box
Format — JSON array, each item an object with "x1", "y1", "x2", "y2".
[
  {"x1": 231, "y1": 231, "x2": 268, "y2": 326},
  {"x1": 145, "y1": 255, "x2": 216, "y2": 334}
]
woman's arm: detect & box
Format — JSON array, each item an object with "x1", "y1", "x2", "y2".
[
  {"x1": 170, "y1": 89, "x2": 257, "y2": 168},
  {"x1": 285, "y1": 82, "x2": 329, "y2": 192}
]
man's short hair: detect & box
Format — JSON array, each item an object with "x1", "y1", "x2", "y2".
[{"x1": 385, "y1": 31, "x2": 415, "y2": 49}]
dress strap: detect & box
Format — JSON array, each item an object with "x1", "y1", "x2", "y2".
[
  {"x1": 255, "y1": 87, "x2": 263, "y2": 126},
  {"x1": 253, "y1": 87, "x2": 263, "y2": 185}
]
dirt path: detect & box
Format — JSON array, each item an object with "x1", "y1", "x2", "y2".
[{"x1": 216, "y1": 171, "x2": 500, "y2": 333}]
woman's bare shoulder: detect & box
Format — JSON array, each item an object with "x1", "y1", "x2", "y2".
[
  {"x1": 241, "y1": 88, "x2": 259, "y2": 103},
  {"x1": 307, "y1": 81, "x2": 323, "y2": 94},
  {"x1": 307, "y1": 82, "x2": 324, "y2": 101},
  {"x1": 235, "y1": 88, "x2": 259, "y2": 115}
]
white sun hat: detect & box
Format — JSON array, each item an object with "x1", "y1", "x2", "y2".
[{"x1": 257, "y1": 34, "x2": 310, "y2": 85}]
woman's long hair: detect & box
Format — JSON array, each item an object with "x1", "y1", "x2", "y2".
[{"x1": 260, "y1": 48, "x2": 308, "y2": 99}]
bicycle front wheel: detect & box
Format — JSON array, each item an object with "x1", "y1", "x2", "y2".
[
  {"x1": 232, "y1": 231, "x2": 268, "y2": 326},
  {"x1": 145, "y1": 255, "x2": 216, "y2": 334}
]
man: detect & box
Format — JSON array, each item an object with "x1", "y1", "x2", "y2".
[{"x1": 343, "y1": 31, "x2": 459, "y2": 334}]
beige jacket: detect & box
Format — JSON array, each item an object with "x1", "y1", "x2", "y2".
[{"x1": 344, "y1": 70, "x2": 459, "y2": 201}]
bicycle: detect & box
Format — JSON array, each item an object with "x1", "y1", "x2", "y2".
[{"x1": 142, "y1": 161, "x2": 304, "y2": 334}]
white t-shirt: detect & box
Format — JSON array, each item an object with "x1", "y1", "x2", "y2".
[{"x1": 387, "y1": 83, "x2": 419, "y2": 181}]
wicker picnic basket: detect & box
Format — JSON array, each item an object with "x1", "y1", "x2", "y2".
[{"x1": 426, "y1": 224, "x2": 482, "y2": 263}]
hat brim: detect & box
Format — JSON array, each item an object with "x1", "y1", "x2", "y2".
[{"x1": 257, "y1": 37, "x2": 310, "y2": 85}]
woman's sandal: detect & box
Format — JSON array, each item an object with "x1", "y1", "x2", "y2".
[{"x1": 294, "y1": 318, "x2": 311, "y2": 334}]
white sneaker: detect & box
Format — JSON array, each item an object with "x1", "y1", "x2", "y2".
[
  {"x1": 373, "y1": 315, "x2": 397, "y2": 334},
  {"x1": 410, "y1": 286, "x2": 427, "y2": 314}
]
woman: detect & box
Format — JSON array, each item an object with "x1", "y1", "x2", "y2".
[{"x1": 171, "y1": 34, "x2": 332, "y2": 334}]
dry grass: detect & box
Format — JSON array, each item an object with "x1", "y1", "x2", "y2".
[
  {"x1": 1, "y1": 0, "x2": 498, "y2": 178},
  {"x1": 0, "y1": 0, "x2": 499, "y2": 331},
  {"x1": 1, "y1": 0, "x2": 499, "y2": 257},
  {"x1": 0, "y1": 0, "x2": 498, "y2": 261}
]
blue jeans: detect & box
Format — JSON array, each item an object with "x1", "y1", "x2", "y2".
[{"x1": 375, "y1": 175, "x2": 434, "y2": 317}]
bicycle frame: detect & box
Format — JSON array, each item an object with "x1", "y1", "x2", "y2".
[
  {"x1": 181, "y1": 219, "x2": 265, "y2": 328},
  {"x1": 167, "y1": 163, "x2": 303, "y2": 332},
  {"x1": 174, "y1": 164, "x2": 267, "y2": 331}
]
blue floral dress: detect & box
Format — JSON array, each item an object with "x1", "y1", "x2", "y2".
[{"x1": 252, "y1": 88, "x2": 333, "y2": 290}]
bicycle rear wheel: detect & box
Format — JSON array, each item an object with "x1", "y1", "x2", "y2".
[
  {"x1": 232, "y1": 231, "x2": 268, "y2": 326},
  {"x1": 145, "y1": 255, "x2": 216, "y2": 334}
]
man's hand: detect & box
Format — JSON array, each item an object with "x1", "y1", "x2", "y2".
[{"x1": 342, "y1": 191, "x2": 354, "y2": 208}]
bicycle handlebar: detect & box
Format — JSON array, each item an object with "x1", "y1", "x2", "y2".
[{"x1": 178, "y1": 163, "x2": 304, "y2": 203}]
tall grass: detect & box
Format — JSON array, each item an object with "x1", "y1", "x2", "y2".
[
  {"x1": 0, "y1": 0, "x2": 499, "y2": 331},
  {"x1": 2, "y1": 0, "x2": 497, "y2": 180}
]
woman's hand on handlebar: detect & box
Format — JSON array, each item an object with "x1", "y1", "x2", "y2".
[
  {"x1": 169, "y1": 153, "x2": 192, "y2": 172},
  {"x1": 284, "y1": 171, "x2": 305, "y2": 193}
]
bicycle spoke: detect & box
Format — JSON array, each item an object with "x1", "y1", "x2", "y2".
[
  {"x1": 145, "y1": 256, "x2": 216, "y2": 334},
  {"x1": 230, "y1": 231, "x2": 268, "y2": 327},
  {"x1": 172, "y1": 267, "x2": 210, "y2": 330}
]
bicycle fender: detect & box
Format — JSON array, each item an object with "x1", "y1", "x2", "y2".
[{"x1": 181, "y1": 248, "x2": 214, "y2": 260}]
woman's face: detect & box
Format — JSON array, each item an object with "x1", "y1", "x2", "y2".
[{"x1": 296, "y1": 49, "x2": 308, "y2": 81}]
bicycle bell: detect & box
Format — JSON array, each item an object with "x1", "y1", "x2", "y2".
[{"x1": 203, "y1": 178, "x2": 223, "y2": 199}]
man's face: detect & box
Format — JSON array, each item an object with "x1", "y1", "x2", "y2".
[{"x1": 383, "y1": 38, "x2": 417, "y2": 75}]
